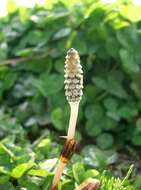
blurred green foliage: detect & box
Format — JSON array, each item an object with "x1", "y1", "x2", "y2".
[
  {"x1": 0, "y1": 0, "x2": 141, "y2": 189},
  {"x1": 0, "y1": 0, "x2": 141, "y2": 147},
  {"x1": 0, "y1": 135, "x2": 136, "y2": 190}
]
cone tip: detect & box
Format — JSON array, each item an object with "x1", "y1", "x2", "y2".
[{"x1": 67, "y1": 48, "x2": 78, "y2": 55}]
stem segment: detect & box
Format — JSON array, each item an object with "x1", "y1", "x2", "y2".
[
  {"x1": 51, "y1": 138, "x2": 76, "y2": 190},
  {"x1": 67, "y1": 102, "x2": 79, "y2": 140},
  {"x1": 51, "y1": 160, "x2": 66, "y2": 190}
]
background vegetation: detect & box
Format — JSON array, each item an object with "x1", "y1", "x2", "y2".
[{"x1": 0, "y1": 0, "x2": 141, "y2": 189}]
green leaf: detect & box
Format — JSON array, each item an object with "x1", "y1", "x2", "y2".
[
  {"x1": 85, "y1": 104, "x2": 104, "y2": 136},
  {"x1": 42, "y1": 174, "x2": 54, "y2": 190},
  {"x1": 17, "y1": 58, "x2": 52, "y2": 73},
  {"x1": 134, "y1": 175, "x2": 141, "y2": 189},
  {"x1": 16, "y1": 48, "x2": 33, "y2": 57},
  {"x1": 84, "y1": 169, "x2": 99, "y2": 179},
  {"x1": 103, "y1": 98, "x2": 118, "y2": 112},
  {"x1": 26, "y1": 30, "x2": 43, "y2": 45},
  {"x1": 37, "y1": 138, "x2": 51, "y2": 149},
  {"x1": 28, "y1": 169, "x2": 50, "y2": 177},
  {"x1": 0, "y1": 166, "x2": 9, "y2": 175},
  {"x1": 0, "y1": 175, "x2": 10, "y2": 185},
  {"x1": 39, "y1": 159, "x2": 58, "y2": 172},
  {"x1": 59, "y1": 179, "x2": 75, "y2": 190},
  {"x1": 3, "y1": 72, "x2": 18, "y2": 90},
  {"x1": 93, "y1": 77, "x2": 107, "y2": 90},
  {"x1": 0, "y1": 143, "x2": 20, "y2": 173},
  {"x1": 119, "y1": 49, "x2": 140, "y2": 73},
  {"x1": 82, "y1": 145, "x2": 118, "y2": 168},
  {"x1": 85, "y1": 105, "x2": 104, "y2": 120},
  {"x1": 106, "y1": 37, "x2": 119, "y2": 57},
  {"x1": 84, "y1": 85, "x2": 97, "y2": 103},
  {"x1": 0, "y1": 43, "x2": 7, "y2": 60},
  {"x1": 36, "y1": 138, "x2": 51, "y2": 156},
  {"x1": 73, "y1": 162, "x2": 85, "y2": 183},
  {"x1": 117, "y1": 30, "x2": 131, "y2": 49},
  {"x1": 0, "y1": 182, "x2": 14, "y2": 190},
  {"x1": 117, "y1": 105, "x2": 138, "y2": 120},
  {"x1": 53, "y1": 28, "x2": 71, "y2": 39},
  {"x1": 101, "y1": 117, "x2": 117, "y2": 131},
  {"x1": 85, "y1": 119, "x2": 102, "y2": 137},
  {"x1": 117, "y1": 26, "x2": 139, "y2": 49},
  {"x1": 103, "y1": 98, "x2": 120, "y2": 121},
  {"x1": 94, "y1": 75, "x2": 128, "y2": 99},
  {"x1": 18, "y1": 176, "x2": 40, "y2": 190},
  {"x1": 51, "y1": 108, "x2": 64, "y2": 130},
  {"x1": 96, "y1": 133, "x2": 114, "y2": 149},
  {"x1": 32, "y1": 74, "x2": 63, "y2": 96},
  {"x1": 107, "y1": 75, "x2": 128, "y2": 99},
  {"x1": 72, "y1": 35, "x2": 87, "y2": 55},
  {"x1": 11, "y1": 162, "x2": 35, "y2": 179},
  {"x1": 136, "y1": 118, "x2": 141, "y2": 132},
  {"x1": 132, "y1": 132, "x2": 141, "y2": 146}
]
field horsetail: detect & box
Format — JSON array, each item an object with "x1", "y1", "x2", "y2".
[
  {"x1": 51, "y1": 48, "x2": 83, "y2": 190},
  {"x1": 64, "y1": 48, "x2": 83, "y2": 103}
]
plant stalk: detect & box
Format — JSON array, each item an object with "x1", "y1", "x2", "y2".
[
  {"x1": 51, "y1": 48, "x2": 83, "y2": 190},
  {"x1": 67, "y1": 102, "x2": 79, "y2": 140},
  {"x1": 51, "y1": 160, "x2": 66, "y2": 190}
]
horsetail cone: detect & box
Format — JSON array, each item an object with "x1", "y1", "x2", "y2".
[{"x1": 64, "y1": 48, "x2": 83, "y2": 102}]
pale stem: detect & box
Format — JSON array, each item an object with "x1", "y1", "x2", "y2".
[
  {"x1": 67, "y1": 102, "x2": 80, "y2": 140},
  {"x1": 51, "y1": 160, "x2": 66, "y2": 189},
  {"x1": 51, "y1": 102, "x2": 79, "y2": 189}
]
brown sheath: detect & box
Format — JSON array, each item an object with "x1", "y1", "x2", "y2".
[
  {"x1": 51, "y1": 185, "x2": 57, "y2": 190},
  {"x1": 60, "y1": 138, "x2": 76, "y2": 163}
]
